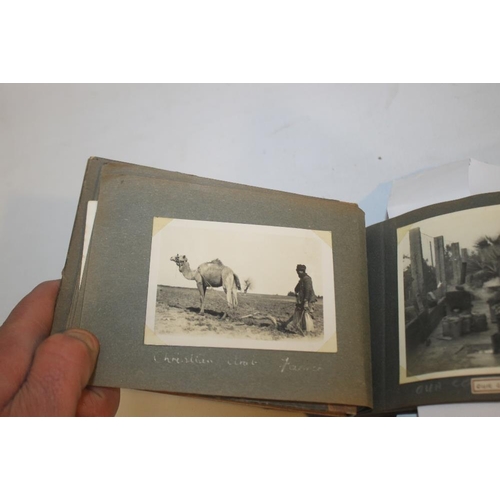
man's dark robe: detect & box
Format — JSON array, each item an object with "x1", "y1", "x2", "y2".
[{"x1": 294, "y1": 274, "x2": 317, "y2": 306}]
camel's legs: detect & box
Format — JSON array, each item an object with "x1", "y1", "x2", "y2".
[
  {"x1": 219, "y1": 283, "x2": 235, "y2": 320},
  {"x1": 231, "y1": 284, "x2": 238, "y2": 308},
  {"x1": 221, "y1": 277, "x2": 238, "y2": 320},
  {"x1": 224, "y1": 286, "x2": 232, "y2": 309},
  {"x1": 223, "y1": 275, "x2": 237, "y2": 309},
  {"x1": 197, "y1": 280, "x2": 207, "y2": 314}
]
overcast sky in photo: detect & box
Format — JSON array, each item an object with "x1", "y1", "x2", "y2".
[{"x1": 155, "y1": 218, "x2": 333, "y2": 296}]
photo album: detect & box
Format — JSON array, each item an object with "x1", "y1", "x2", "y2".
[{"x1": 52, "y1": 157, "x2": 500, "y2": 415}]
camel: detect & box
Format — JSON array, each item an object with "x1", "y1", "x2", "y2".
[{"x1": 170, "y1": 254, "x2": 241, "y2": 316}]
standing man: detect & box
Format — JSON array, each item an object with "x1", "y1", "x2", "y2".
[{"x1": 285, "y1": 264, "x2": 317, "y2": 334}]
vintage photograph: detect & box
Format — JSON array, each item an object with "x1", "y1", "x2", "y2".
[
  {"x1": 145, "y1": 218, "x2": 337, "y2": 352},
  {"x1": 398, "y1": 204, "x2": 500, "y2": 383}
]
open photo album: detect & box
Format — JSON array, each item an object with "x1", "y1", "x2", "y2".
[{"x1": 52, "y1": 157, "x2": 500, "y2": 415}]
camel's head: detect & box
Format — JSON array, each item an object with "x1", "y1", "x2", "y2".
[{"x1": 170, "y1": 254, "x2": 188, "y2": 269}]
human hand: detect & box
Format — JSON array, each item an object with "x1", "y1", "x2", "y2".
[{"x1": 0, "y1": 280, "x2": 120, "y2": 416}]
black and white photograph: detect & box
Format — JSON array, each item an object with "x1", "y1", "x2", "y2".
[
  {"x1": 398, "y1": 204, "x2": 500, "y2": 383},
  {"x1": 145, "y1": 217, "x2": 336, "y2": 352}
]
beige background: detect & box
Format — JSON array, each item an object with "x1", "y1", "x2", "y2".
[{"x1": 116, "y1": 389, "x2": 305, "y2": 417}]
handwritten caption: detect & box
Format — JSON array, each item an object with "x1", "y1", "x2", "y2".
[
  {"x1": 414, "y1": 377, "x2": 500, "y2": 395},
  {"x1": 279, "y1": 357, "x2": 322, "y2": 373},
  {"x1": 415, "y1": 381, "x2": 442, "y2": 395},
  {"x1": 153, "y1": 353, "x2": 322, "y2": 373}
]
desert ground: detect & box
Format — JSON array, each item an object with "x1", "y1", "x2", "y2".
[{"x1": 154, "y1": 285, "x2": 324, "y2": 343}]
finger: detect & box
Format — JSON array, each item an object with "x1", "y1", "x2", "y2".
[
  {"x1": 0, "y1": 280, "x2": 60, "y2": 405},
  {"x1": 9, "y1": 329, "x2": 99, "y2": 416},
  {"x1": 76, "y1": 387, "x2": 121, "y2": 417}
]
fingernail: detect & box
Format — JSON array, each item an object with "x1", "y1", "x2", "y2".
[{"x1": 64, "y1": 329, "x2": 100, "y2": 354}]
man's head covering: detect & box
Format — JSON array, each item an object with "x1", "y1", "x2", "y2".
[{"x1": 296, "y1": 264, "x2": 306, "y2": 272}]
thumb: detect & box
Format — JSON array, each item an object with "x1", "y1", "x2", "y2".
[{"x1": 11, "y1": 329, "x2": 100, "y2": 416}]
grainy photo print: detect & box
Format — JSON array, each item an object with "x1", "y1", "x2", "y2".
[
  {"x1": 145, "y1": 218, "x2": 337, "y2": 352},
  {"x1": 398, "y1": 204, "x2": 500, "y2": 383}
]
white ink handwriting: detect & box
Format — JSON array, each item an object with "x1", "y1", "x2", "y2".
[
  {"x1": 153, "y1": 353, "x2": 214, "y2": 365},
  {"x1": 279, "y1": 357, "x2": 322, "y2": 373}
]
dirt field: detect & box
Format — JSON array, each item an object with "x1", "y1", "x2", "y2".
[{"x1": 154, "y1": 285, "x2": 324, "y2": 343}]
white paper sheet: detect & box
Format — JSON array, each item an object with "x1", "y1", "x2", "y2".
[
  {"x1": 80, "y1": 201, "x2": 98, "y2": 287},
  {"x1": 388, "y1": 158, "x2": 500, "y2": 218}
]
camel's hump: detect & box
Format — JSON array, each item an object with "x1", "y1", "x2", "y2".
[{"x1": 209, "y1": 258, "x2": 224, "y2": 266}]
